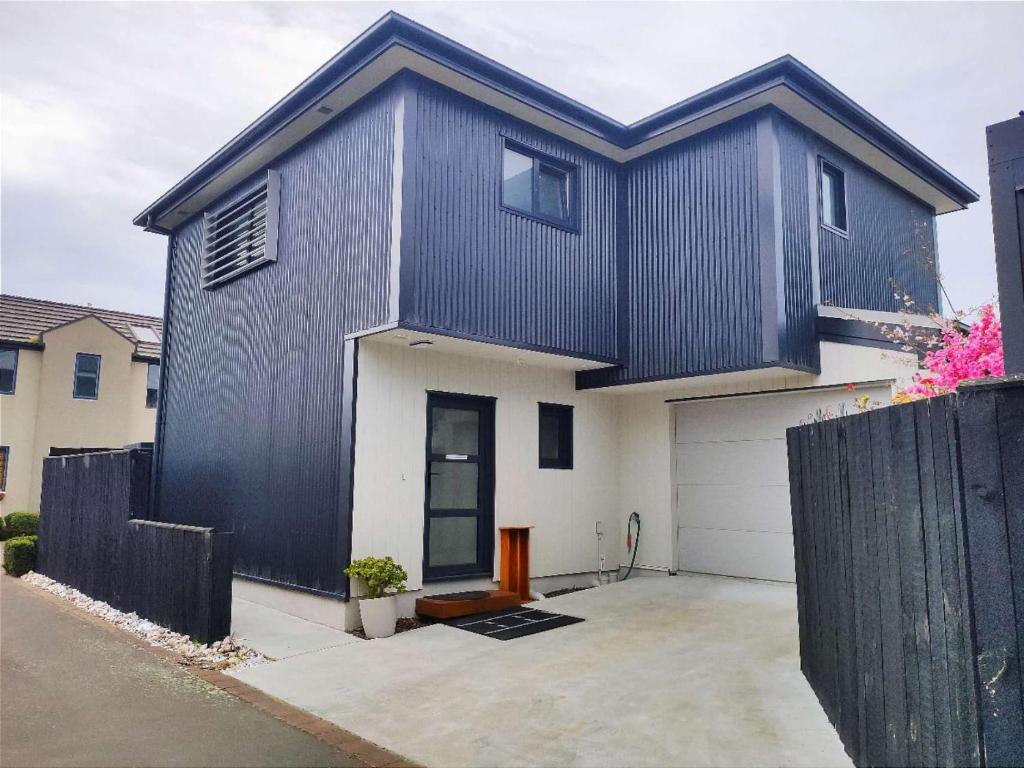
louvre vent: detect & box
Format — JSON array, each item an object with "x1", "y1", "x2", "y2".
[{"x1": 202, "y1": 170, "x2": 280, "y2": 289}]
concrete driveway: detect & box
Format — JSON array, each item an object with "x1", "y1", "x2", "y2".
[{"x1": 231, "y1": 573, "x2": 850, "y2": 768}]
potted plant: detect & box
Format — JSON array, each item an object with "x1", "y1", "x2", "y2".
[{"x1": 344, "y1": 555, "x2": 408, "y2": 639}]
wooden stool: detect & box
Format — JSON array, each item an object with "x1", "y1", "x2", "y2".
[{"x1": 499, "y1": 526, "x2": 533, "y2": 601}]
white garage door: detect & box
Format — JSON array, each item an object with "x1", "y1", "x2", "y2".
[{"x1": 672, "y1": 384, "x2": 891, "y2": 582}]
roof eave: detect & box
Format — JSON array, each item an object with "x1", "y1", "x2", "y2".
[{"x1": 134, "y1": 15, "x2": 978, "y2": 230}]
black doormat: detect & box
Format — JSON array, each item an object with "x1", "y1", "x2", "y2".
[{"x1": 443, "y1": 606, "x2": 584, "y2": 641}]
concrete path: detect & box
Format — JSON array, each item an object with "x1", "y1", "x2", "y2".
[
  {"x1": 232, "y1": 597, "x2": 359, "y2": 660},
  {"x1": 232, "y1": 574, "x2": 852, "y2": 768},
  {"x1": 0, "y1": 576, "x2": 364, "y2": 768}
]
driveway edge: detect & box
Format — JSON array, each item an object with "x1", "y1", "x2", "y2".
[{"x1": 10, "y1": 577, "x2": 420, "y2": 768}]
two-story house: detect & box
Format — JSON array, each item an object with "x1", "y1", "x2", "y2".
[
  {"x1": 0, "y1": 295, "x2": 162, "y2": 514},
  {"x1": 133, "y1": 14, "x2": 977, "y2": 627}
]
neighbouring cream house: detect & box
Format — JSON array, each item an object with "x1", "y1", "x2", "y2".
[{"x1": 0, "y1": 295, "x2": 162, "y2": 514}]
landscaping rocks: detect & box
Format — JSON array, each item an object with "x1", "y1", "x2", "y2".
[{"x1": 20, "y1": 572, "x2": 265, "y2": 671}]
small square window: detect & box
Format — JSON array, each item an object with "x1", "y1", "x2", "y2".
[
  {"x1": 819, "y1": 160, "x2": 848, "y2": 232},
  {"x1": 73, "y1": 353, "x2": 101, "y2": 400},
  {"x1": 146, "y1": 363, "x2": 160, "y2": 409},
  {"x1": 0, "y1": 348, "x2": 18, "y2": 395},
  {"x1": 538, "y1": 403, "x2": 573, "y2": 470},
  {"x1": 501, "y1": 141, "x2": 575, "y2": 228}
]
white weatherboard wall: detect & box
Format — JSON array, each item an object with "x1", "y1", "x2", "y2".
[{"x1": 351, "y1": 338, "x2": 622, "y2": 592}]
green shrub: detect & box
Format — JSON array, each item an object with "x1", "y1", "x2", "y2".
[
  {"x1": 344, "y1": 555, "x2": 408, "y2": 599},
  {"x1": 0, "y1": 515, "x2": 5, "y2": 541},
  {"x1": 3, "y1": 535, "x2": 37, "y2": 577},
  {"x1": 4, "y1": 512, "x2": 39, "y2": 539}
]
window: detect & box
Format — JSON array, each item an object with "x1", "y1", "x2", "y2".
[
  {"x1": 73, "y1": 353, "x2": 101, "y2": 400},
  {"x1": 202, "y1": 169, "x2": 280, "y2": 289},
  {"x1": 819, "y1": 159, "x2": 848, "y2": 233},
  {"x1": 146, "y1": 363, "x2": 160, "y2": 408},
  {"x1": 130, "y1": 325, "x2": 161, "y2": 344},
  {"x1": 0, "y1": 446, "x2": 7, "y2": 491},
  {"x1": 501, "y1": 142, "x2": 574, "y2": 228},
  {"x1": 538, "y1": 403, "x2": 573, "y2": 470},
  {"x1": 0, "y1": 348, "x2": 17, "y2": 395}
]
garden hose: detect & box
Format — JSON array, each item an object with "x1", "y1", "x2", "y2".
[{"x1": 621, "y1": 512, "x2": 641, "y2": 581}]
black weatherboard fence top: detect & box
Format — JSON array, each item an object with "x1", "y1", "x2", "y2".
[
  {"x1": 36, "y1": 448, "x2": 233, "y2": 644},
  {"x1": 786, "y1": 378, "x2": 1024, "y2": 767}
]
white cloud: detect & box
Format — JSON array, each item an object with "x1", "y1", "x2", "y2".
[{"x1": 1, "y1": 1, "x2": 1021, "y2": 317}]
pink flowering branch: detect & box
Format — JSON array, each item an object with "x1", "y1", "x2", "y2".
[{"x1": 899, "y1": 304, "x2": 1004, "y2": 400}]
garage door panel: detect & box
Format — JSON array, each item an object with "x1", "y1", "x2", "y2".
[
  {"x1": 673, "y1": 388, "x2": 888, "y2": 443},
  {"x1": 678, "y1": 527, "x2": 795, "y2": 582},
  {"x1": 675, "y1": 397, "x2": 817, "y2": 442},
  {"x1": 674, "y1": 439, "x2": 788, "y2": 487},
  {"x1": 676, "y1": 484, "x2": 792, "y2": 533},
  {"x1": 672, "y1": 385, "x2": 891, "y2": 582}
]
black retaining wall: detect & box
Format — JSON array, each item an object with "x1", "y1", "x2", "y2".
[
  {"x1": 787, "y1": 377, "x2": 1024, "y2": 767},
  {"x1": 36, "y1": 448, "x2": 232, "y2": 643}
]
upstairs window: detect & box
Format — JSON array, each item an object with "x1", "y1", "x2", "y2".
[
  {"x1": 819, "y1": 159, "x2": 848, "y2": 233},
  {"x1": 0, "y1": 348, "x2": 17, "y2": 395},
  {"x1": 538, "y1": 403, "x2": 573, "y2": 470},
  {"x1": 202, "y1": 169, "x2": 280, "y2": 290},
  {"x1": 73, "y1": 353, "x2": 101, "y2": 400},
  {"x1": 146, "y1": 363, "x2": 160, "y2": 409},
  {"x1": 502, "y1": 141, "x2": 575, "y2": 228}
]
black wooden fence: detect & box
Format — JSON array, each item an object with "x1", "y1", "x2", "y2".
[
  {"x1": 787, "y1": 377, "x2": 1024, "y2": 767},
  {"x1": 37, "y1": 448, "x2": 232, "y2": 643}
]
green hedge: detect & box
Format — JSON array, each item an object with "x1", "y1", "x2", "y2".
[
  {"x1": 3, "y1": 512, "x2": 39, "y2": 540},
  {"x1": 4, "y1": 535, "x2": 37, "y2": 577}
]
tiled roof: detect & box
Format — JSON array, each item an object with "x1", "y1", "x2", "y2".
[{"x1": 0, "y1": 294, "x2": 163, "y2": 360}]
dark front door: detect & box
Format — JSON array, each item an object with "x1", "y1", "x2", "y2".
[{"x1": 423, "y1": 392, "x2": 495, "y2": 581}]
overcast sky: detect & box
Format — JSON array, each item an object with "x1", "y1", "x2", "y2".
[{"x1": 2, "y1": 1, "x2": 1022, "y2": 318}]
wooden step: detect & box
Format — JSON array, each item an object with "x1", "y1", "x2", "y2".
[{"x1": 415, "y1": 589, "x2": 524, "y2": 620}]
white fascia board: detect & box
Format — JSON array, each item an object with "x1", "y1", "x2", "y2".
[{"x1": 154, "y1": 46, "x2": 962, "y2": 230}]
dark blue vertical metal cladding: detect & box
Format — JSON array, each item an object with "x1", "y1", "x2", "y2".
[
  {"x1": 155, "y1": 83, "x2": 397, "y2": 596},
  {"x1": 400, "y1": 78, "x2": 620, "y2": 362},
  {"x1": 578, "y1": 117, "x2": 764, "y2": 388},
  {"x1": 778, "y1": 116, "x2": 820, "y2": 372},
  {"x1": 812, "y1": 134, "x2": 940, "y2": 313}
]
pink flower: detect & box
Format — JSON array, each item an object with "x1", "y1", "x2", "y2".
[{"x1": 897, "y1": 304, "x2": 1004, "y2": 400}]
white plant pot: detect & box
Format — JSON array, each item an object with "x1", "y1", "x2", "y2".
[{"x1": 359, "y1": 594, "x2": 397, "y2": 639}]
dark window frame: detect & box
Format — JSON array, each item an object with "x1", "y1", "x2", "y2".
[
  {"x1": 145, "y1": 362, "x2": 160, "y2": 409},
  {"x1": 538, "y1": 402, "x2": 574, "y2": 470},
  {"x1": 0, "y1": 346, "x2": 18, "y2": 395},
  {"x1": 500, "y1": 138, "x2": 579, "y2": 233},
  {"x1": 73, "y1": 353, "x2": 102, "y2": 400},
  {"x1": 0, "y1": 446, "x2": 8, "y2": 491},
  {"x1": 818, "y1": 157, "x2": 849, "y2": 236}
]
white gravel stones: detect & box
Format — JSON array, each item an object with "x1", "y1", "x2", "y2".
[{"x1": 21, "y1": 572, "x2": 265, "y2": 671}]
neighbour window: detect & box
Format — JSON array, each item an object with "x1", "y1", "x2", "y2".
[
  {"x1": 146, "y1": 363, "x2": 160, "y2": 408},
  {"x1": 73, "y1": 353, "x2": 101, "y2": 400},
  {"x1": 0, "y1": 446, "x2": 8, "y2": 491},
  {"x1": 502, "y1": 141, "x2": 575, "y2": 228},
  {"x1": 0, "y1": 348, "x2": 18, "y2": 395},
  {"x1": 202, "y1": 169, "x2": 280, "y2": 290},
  {"x1": 819, "y1": 159, "x2": 848, "y2": 233},
  {"x1": 538, "y1": 403, "x2": 573, "y2": 470}
]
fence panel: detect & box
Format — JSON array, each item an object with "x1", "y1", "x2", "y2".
[
  {"x1": 36, "y1": 448, "x2": 232, "y2": 644},
  {"x1": 787, "y1": 378, "x2": 1024, "y2": 767}
]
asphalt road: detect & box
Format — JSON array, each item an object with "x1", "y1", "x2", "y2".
[{"x1": 0, "y1": 576, "x2": 363, "y2": 768}]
